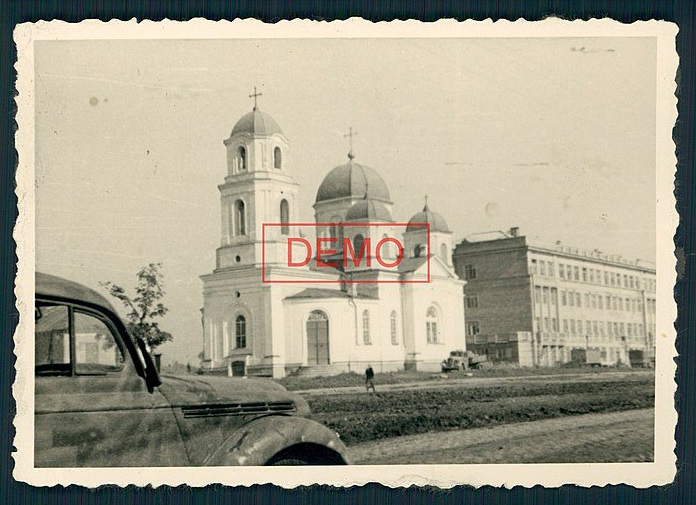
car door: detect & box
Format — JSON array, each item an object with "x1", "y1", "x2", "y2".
[{"x1": 34, "y1": 301, "x2": 188, "y2": 467}]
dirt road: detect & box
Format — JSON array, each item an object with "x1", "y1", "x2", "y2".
[
  {"x1": 295, "y1": 370, "x2": 652, "y2": 396},
  {"x1": 347, "y1": 408, "x2": 654, "y2": 464}
]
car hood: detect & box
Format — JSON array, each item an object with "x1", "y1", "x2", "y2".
[{"x1": 156, "y1": 374, "x2": 310, "y2": 415}]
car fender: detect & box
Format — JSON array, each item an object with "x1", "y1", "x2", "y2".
[{"x1": 204, "y1": 415, "x2": 350, "y2": 466}]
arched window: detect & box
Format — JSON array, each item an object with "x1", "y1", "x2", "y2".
[
  {"x1": 354, "y1": 234, "x2": 365, "y2": 255},
  {"x1": 235, "y1": 315, "x2": 247, "y2": 348},
  {"x1": 362, "y1": 310, "x2": 371, "y2": 344},
  {"x1": 274, "y1": 147, "x2": 282, "y2": 169},
  {"x1": 390, "y1": 311, "x2": 398, "y2": 345},
  {"x1": 329, "y1": 216, "x2": 343, "y2": 247},
  {"x1": 381, "y1": 234, "x2": 391, "y2": 259},
  {"x1": 440, "y1": 243, "x2": 448, "y2": 262},
  {"x1": 238, "y1": 146, "x2": 247, "y2": 171},
  {"x1": 280, "y1": 199, "x2": 290, "y2": 235},
  {"x1": 234, "y1": 200, "x2": 246, "y2": 236},
  {"x1": 426, "y1": 306, "x2": 439, "y2": 344}
]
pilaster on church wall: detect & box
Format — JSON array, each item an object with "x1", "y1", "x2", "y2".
[{"x1": 400, "y1": 282, "x2": 416, "y2": 359}]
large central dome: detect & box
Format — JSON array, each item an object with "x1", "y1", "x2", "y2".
[
  {"x1": 230, "y1": 108, "x2": 283, "y2": 137},
  {"x1": 315, "y1": 160, "x2": 391, "y2": 204}
]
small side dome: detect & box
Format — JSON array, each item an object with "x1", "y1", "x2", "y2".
[
  {"x1": 407, "y1": 204, "x2": 451, "y2": 233},
  {"x1": 231, "y1": 109, "x2": 283, "y2": 137},
  {"x1": 315, "y1": 161, "x2": 391, "y2": 204},
  {"x1": 345, "y1": 199, "x2": 393, "y2": 222}
]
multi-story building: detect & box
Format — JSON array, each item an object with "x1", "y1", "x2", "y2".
[{"x1": 452, "y1": 228, "x2": 656, "y2": 367}]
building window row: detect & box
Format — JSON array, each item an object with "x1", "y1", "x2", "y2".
[
  {"x1": 531, "y1": 258, "x2": 655, "y2": 292},
  {"x1": 557, "y1": 318, "x2": 645, "y2": 338},
  {"x1": 559, "y1": 290, "x2": 650, "y2": 313}
]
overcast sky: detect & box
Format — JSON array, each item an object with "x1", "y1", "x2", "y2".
[{"x1": 34, "y1": 36, "x2": 657, "y2": 365}]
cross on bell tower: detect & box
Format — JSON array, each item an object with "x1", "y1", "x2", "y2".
[
  {"x1": 344, "y1": 127, "x2": 358, "y2": 160},
  {"x1": 249, "y1": 86, "x2": 263, "y2": 111}
]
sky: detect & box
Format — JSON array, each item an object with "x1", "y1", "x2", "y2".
[{"x1": 34, "y1": 36, "x2": 657, "y2": 366}]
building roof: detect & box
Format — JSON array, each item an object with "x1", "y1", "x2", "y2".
[
  {"x1": 230, "y1": 108, "x2": 283, "y2": 137},
  {"x1": 407, "y1": 204, "x2": 451, "y2": 233},
  {"x1": 315, "y1": 160, "x2": 391, "y2": 204},
  {"x1": 454, "y1": 233, "x2": 656, "y2": 273},
  {"x1": 345, "y1": 199, "x2": 393, "y2": 222},
  {"x1": 397, "y1": 255, "x2": 429, "y2": 273},
  {"x1": 285, "y1": 288, "x2": 376, "y2": 300}
]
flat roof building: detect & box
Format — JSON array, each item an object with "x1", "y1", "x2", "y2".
[{"x1": 452, "y1": 228, "x2": 656, "y2": 367}]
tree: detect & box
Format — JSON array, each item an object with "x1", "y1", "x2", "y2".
[{"x1": 101, "y1": 263, "x2": 173, "y2": 349}]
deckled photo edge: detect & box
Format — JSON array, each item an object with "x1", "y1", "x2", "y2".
[{"x1": 12, "y1": 17, "x2": 679, "y2": 489}]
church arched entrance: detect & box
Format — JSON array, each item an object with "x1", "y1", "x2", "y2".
[{"x1": 306, "y1": 310, "x2": 330, "y2": 365}]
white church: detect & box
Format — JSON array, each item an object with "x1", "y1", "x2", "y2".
[{"x1": 200, "y1": 100, "x2": 466, "y2": 378}]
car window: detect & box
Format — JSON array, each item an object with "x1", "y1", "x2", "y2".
[
  {"x1": 74, "y1": 310, "x2": 125, "y2": 374},
  {"x1": 35, "y1": 304, "x2": 70, "y2": 375},
  {"x1": 35, "y1": 303, "x2": 125, "y2": 376}
]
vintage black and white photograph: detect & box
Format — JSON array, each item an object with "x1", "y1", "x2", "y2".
[{"x1": 13, "y1": 19, "x2": 677, "y2": 487}]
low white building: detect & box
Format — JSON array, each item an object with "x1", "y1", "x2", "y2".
[{"x1": 200, "y1": 104, "x2": 466, "y2": 377}]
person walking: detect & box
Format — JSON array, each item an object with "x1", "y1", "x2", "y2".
[{"x1": 365, "y1": 364, "x2": 376, "y2": 393}]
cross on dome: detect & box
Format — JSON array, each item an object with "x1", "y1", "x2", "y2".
[
  {"x1": 344, "y1": 127, "x2": 358, "y2": 160},
  {"x1": 249, "y1": 86, "x2": 263, "y2": 111}
]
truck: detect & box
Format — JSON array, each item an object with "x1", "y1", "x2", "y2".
[
  {"x1": 569, "y1": 348, "x2": 603, "y2": 367},
  {"x1": 629, "y1": 349, "x2": 655, "y2": 368},
  {"x1": 441, "y1": 350, "x2": 489, "y2": 372}
]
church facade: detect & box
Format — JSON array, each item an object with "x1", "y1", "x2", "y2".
[{"x1": 200, "y1": 104, "x2": 466, "y2": 378}]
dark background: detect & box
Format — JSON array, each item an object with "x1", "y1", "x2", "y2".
[{"x1": 1, "y1": 1, "x2": 693, "y2": 503}]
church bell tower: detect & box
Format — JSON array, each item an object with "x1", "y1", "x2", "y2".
[{"x1": 215, "y1": 89, "x2": 300, "y2": 270}]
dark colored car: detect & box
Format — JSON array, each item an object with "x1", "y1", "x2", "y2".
[{"x1": 34, "y1": 273, "x2": 349, "y2": 467}]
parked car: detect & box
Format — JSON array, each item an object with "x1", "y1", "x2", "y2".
[{"x1": 34, "y1": 272, "x2": 349, "y2": 467}]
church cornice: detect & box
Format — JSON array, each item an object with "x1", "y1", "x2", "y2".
[{"x1": 219, "y1": 175, "x2": 300, "y2": 191}]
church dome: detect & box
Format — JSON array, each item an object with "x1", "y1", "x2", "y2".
[
  {"x1": 407, "y1": 204, "x2": 451, "y2": 233},
  {"x1": 230, "y1": 108, "x2": 283, "y2": 137},
  {"x1": 315, "y1": 160, "x2": 391, "y2": 204},
  {"x1": 345, "y1": 199, "x2": 393, "y2": 222}
]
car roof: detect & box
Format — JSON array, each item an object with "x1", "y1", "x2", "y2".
[{"x1": 36, "y1": 272, "x2": 118, "y2": 313}]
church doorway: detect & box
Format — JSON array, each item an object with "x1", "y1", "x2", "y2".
[{"x1": 306, "y1": 310, "x2": 330, "y2": 365}]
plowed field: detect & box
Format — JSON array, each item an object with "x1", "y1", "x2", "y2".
[{"x1": 307, "y1": 375, "x2": 654, "y2": 446}]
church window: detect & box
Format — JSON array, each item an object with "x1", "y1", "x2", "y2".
[
  {"x1": 362, "y1": 310, "x2": 371, "y2": 344},
  {"x1": 238, "y1": 146, "x2": 247, "y2": 171},
  {"x1": 380, "y1": 234, "x2": 390, "y2": 259},
  {"x1": 234, "y1": 200, "x2": 246, "y2": 236},
  {"x1": 235, "y1": 315, "x2": 247, "y2": 349},
  {"x1": 329, "y1": 216, "x2": 341, "y2": 241},
  {"x1": 280, "y1": 199, "x2": 290, "y2": 235},
  {"x1": 426, "y1": 306, "x2": 440, "y2": 343},
  {"x1": 354, "y1": 234, "x2": 365, "y2": 256},
  {"x1": 274, "y1": 146, "x2": 282, "y2": 169},
  {"x1": 390, "y1": 311, "x2": 398, "y2": 345},
  {"x1": 440, "y1": 243, "x2": 448, "y2": 262}
]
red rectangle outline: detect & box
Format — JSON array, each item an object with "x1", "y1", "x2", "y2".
[{"x1": 261, "y1": 222, "x2": 430, "y2": 284}]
